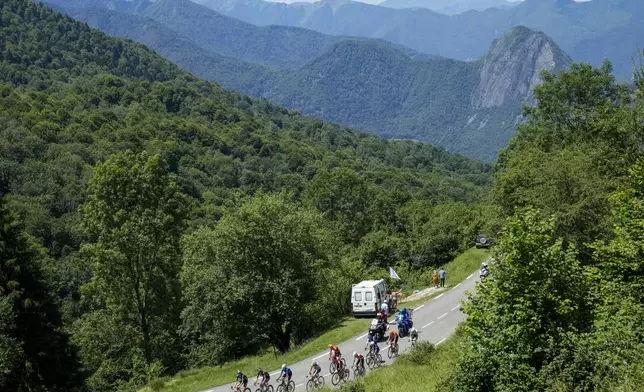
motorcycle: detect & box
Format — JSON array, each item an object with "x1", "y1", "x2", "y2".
[
  {"x1": 479, "y1": 267, "x2": 489, "y2": 282},
  {"x1": 368, "y1": 318, "x2": 388, "y2": 341},
  {"x1": 396, "y1": 314, "x2": 413, "y2": 336}
]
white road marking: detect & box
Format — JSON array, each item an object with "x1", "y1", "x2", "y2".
[
  {"x1": 451, "y1": 304, "x2": 461, "y2": 311},
  {"x1": 422, "y1": 321, "x2": 434, "y2": 329},
  {"x1": 295, "y1": 383, "x2": 303, "y2": 388},
  {"x1": 434, "y1": 293, "x2": 444, "y2": 300},
  {"x1": 414, "y1": 304, "x2": 425, "y2": 311},
  {"x1": 355, "y1": 333, "x2": 368, "y2": 341},
  {"x1": 438, "y1": 312, "x2": 448, "y2": 320},
  {"x1": 436, "y1": 337, "x2": 447, "y2": 345},
  {"x1": 270, "y1": 371, "x2": 280, "y2": 376},
  {"x1": 313, "y1": 353, "x2": 326, "y2": 360},
  {"x1": 467, "y1": 274, "x2": 473, "y2": 279},
  {"x1": 453, "y1": 283, "x2": 461, "y2": 289}
]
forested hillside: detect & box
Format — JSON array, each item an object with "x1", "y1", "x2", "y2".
[
  {"x1": 453, "y1": 60, "x2": 644, "y2": 391},
  {"x1": 46, "y1": 0, "x2": 570, "y2": 160},
  {"x1": 0, "y1": 1, "x2": 493, "y2": 391},
  {"x1": 327, "y1": 57, "x2": 644, "y2": 392}
]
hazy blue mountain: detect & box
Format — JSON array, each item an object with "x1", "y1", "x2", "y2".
[
  {"x1": 46, "y1": 0, "x2": 573, "y2": 160},
  {"x1": 193, "y1": 0, "x2": 643, "y2": 81},
  {"x1": 378, "y1": 0, "x2": 517, "y2": 14}
]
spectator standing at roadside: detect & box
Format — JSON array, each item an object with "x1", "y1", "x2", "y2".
[
  {"x1": 439, "y1": 268, "x2": 446, "y2": 288},
  {"x1": 432, "y1": 270, "x2": 439, "y2": 288},
  {"x1": 391, "y1": 290, "x2": 401, "y2": 309}
]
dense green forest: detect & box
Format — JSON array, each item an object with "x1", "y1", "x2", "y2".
[
  {"x1": 451, "y1": 61, "x2": 644, "y2": 390},
  {"x1": 0, "y1": 1, "x2": 493, "y2": 391}
]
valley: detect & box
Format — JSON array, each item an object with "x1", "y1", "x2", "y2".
[
  {"x1": 2, "y1": 1, "x2": 644, "y2": 392},
  {"x1": 47, "y1": 0, "x2": 569, "y2": 161}
]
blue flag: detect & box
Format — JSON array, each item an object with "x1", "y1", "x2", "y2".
[{"x1": 389, "y1": 267, "x2": 401, "y2": 280}]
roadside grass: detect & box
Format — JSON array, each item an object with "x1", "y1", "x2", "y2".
[
  {"x1": 399, "y1": 247, "x2": 489, "y2": 309},
  {"x1": 443, "y1": 247, "x2": 489, "y2": 287},
  {"x1": 362, "y1": 333, "x2": 461, "y2": 392},
  {"x1": 140, "y1": 318, "x2": 370, "y2": 392},
  {"x1": 325, "y1": 334, "x2": 462, "y2": 392},
  {"x1": 141, "y1": 248, "x2": 485, "y2": 392}
]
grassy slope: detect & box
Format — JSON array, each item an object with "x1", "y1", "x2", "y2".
[
  {"x1": 444, "y1": 247, "x2": 489, "y2": 286},
  {"x1": 399, "y1": 247, "x2": 489, "y2": 308},
  {"x1": 142, "y1": 318, "x2": 370, "y2": 392},
  {"x1": 362, "y1": 334, "x2": 461, "y2": 392},
  {"x1": 142, "y1": 248, "x2": 486, "y2": 392}
]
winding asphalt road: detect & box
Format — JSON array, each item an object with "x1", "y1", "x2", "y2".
[{"x1": 205, "y1": 272, "x2": 478, "y2": 392}]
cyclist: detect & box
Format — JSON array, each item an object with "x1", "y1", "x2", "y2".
[
  {"x1": 234, "y1": 370, "x2": 248, "y2": 391},
  {"x1": 369, "y1": 340, "x2": 380, "y2": 357},
  {"x1": 327, "y1": 344, "x2": 343, "y2": 371},
  {"x1": 388, "y1": 330, "x2": 399, "y2": 351},
  {"x1": 352, "y1": 351, "x2": 365, "y2": 372},
  {"x1": 254, "y1": 368, "x2": 270, "y2": 390},
  {"x1": 309, "y1": 360, "x2": 322, "y2": 380},
  {"x1": 279, "y1": 364, "x2": 292, "y2": 385},
  {"x1": 410, "y1": 327, "x2": 419, "y2": 344}
]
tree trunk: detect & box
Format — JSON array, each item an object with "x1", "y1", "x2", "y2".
[
  {"x1": 140, "y1": 307, "x2": 151, "y2": 364},
  {"x1": 269, "y1": 325, "x2": 291, "y2": 354}
]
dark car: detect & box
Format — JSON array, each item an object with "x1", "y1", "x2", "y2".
[{"x1": 475, "y1": 234, "x2": 492, "y2": 249}]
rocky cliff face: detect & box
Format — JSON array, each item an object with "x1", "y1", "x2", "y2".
[{"x1": 473, "y1": 26, "x2": 571, "y2": 109}]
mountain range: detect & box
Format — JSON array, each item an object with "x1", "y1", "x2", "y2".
[
  {"x1": 192, "y1": 0, "x2": 643, "y2": 82},
  {"x1": 47, "y1": 0, "x2": 570, "y2": 160},
  {"x1": 378, "y1": 0, "x2": 517, "y2": 14}
]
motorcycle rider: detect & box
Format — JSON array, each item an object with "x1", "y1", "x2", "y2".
[
  {"x1": 479, "y1": 262, "x2": 489, "y2": 278},
  {"x1": 379, "y1": 308, "x2": 388, "y2": 324},
  {"x1": 397, "y1": 307, "x2": 412, "y2": 333}
]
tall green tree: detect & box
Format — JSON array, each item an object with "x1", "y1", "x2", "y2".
[
  {"x1": 581, "y1": 160, "x2": 644, "y2": 390},
  {"x1": 453, "y1": 209, "x2": 591, "y2": 392},
  {"x1": 77, "y1": 151, "x2": 187, "y2": 388},
  {"x1": 0, "y1": 197, "x2": 81, "y2": 392},
  {"x1": 494, "y1": 61, "x2": 643, "y2": 261},
  {"x1": 181, "y1": 193, "x2": 335, "y2": 366},
  {"x1": 305, "y1": 167, "x2": 373, "y2": 244}
]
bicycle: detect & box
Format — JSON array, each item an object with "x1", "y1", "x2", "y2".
[
  {"x1": 276, "y1": 376, "x2": 295, "y2": 392},
  {"x1": 387, "y1": 342, "x2": 399, "y2": 358},
  {"x1": 254, "y1": 381, "x2": 274, "y2": 392},
  {"x1": 352, "y1": 363, "x2": 366, "y2": 378},
  {"x1": 231, "y1": 385, "x2": 251, "y2": 392},
  {"x1": 329, "y1": 357, "x2": 346, "y2": 374},
  {"x1": 331, "y1": 366, "x2": 350, "y2": 386},
  {"x1": 306, "y1": 374, "x2": 325, "y2": 392},
  {"x1": 365, "y1": 350, "x2": 383, "y2": 370}
]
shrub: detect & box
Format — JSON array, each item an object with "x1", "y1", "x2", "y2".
[{"x1": 400, "y1": 341, "x2": 435, "y2": 366}]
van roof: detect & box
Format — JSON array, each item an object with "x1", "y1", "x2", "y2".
[{"x1": 353, "y1": 279, "x2": 385, "y2": 288}]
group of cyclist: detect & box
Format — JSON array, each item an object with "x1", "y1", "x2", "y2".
[
  {"x1": 232, "y1": 309, "x2": 419, "y2": 391},
  {"x1": 233, "y1": 364, "x2": 292, "y2": 391}
]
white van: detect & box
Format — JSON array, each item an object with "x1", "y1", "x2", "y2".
[{"x1": 351, "y1": 279, "x2": 388, "y2": 317}]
